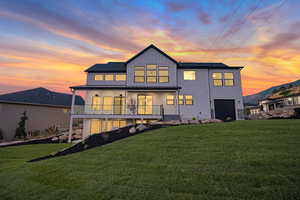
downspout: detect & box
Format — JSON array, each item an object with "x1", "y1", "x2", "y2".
[{"x1": 207, "y1": 69, "x2": 213, "y2": 119}]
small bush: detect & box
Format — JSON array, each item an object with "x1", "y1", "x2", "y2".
[{"x1": 0, "y1": 128, "x2": 3, "y2": 140}]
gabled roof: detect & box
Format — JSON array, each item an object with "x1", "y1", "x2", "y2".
[
  {"x1": 126, "y1": 44, "x2": 178, "y2": 65},
  {"x1": 0, "y1": 87, "x2": 84, "y2": 107},
  {"x1": 84, "y1": 44, "x2": 244, "y2": 72},
  {"x1": 85, "y1": 62, "x2": 126, "y2": 72}
]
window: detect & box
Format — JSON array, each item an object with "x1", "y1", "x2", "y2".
[
  {"x1": 116, "y1": 74, "x2": 126, "y2": 81},
  {"x1": 159, "y1": 66, "x2": 169, "y2": 83},
  {"x1": 185, "y1": 95, "x2": 193, "y2": 105},
  {"x1": 212, "y1": 73, "x2": 223, "y2": 86},
  {"x1": 90, "y1": 119, "x2": 101, "y2": 134},
  {"x1": 166, "y1": 95, "x2": 175, "y2": 105},
  {"x1": 178, "y1": 95, "x2": 184, "y2": 105},
  {"x1": 94, "y1": 74, "x2": 104, "y2": 81},
  {"x1": 134, "y1": 66, "x2": 145, "y2": 82},
  {"x1": 105, "y1": 74, "x2": 114, "y2": 81},
  {"x1": 103, "y1": 97, "x2": 113, "y2": 111},
  {"x1": 184, "y1": 71, "x2": 196, "y2": 80},
  {"x1": 92, "y1": 95, "x2": 102, "y2": 110},
  {"x1": 224, "y1": 72, "x2": 234, "y2": 86},
  {"x1": 146, "y1": 65, "x2": 157, "y2": 83}
]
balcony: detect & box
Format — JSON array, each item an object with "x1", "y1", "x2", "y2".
[{"x1": 72, "y1": 104, "x2": 164, "y2": 119}]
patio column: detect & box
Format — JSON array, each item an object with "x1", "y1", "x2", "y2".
[{"x1": 68, "y1": 89, "x2": 76, "y2": 143}]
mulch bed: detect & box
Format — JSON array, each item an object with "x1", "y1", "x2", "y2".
[{"x1": 28, "y1": 123, "x2": 177, "y2": 162}]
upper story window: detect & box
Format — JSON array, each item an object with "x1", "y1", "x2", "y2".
[
  {"x1": 94, "y1": 74, "x2": 104, "y2": 81},
  {"x1": 146, "y1": 65, "x2": 157, "y2": 83},
  {"x1": 94, "y1": 73, "x2": 126, "y2": 81},
  {"x1": 212, "y1": 73, "x2": 222, "y2": 86},
  {"x1": 224, "y1": 73, "x2": 234, "y2": 86},
  {"x1": 212, "y1": 72, "x2": 234, "y2": 86},
  {"x1": 183, "y1": 71, "x2": 196, "y2": 80},
  {"x1": 159, "y1": 67, "x2": 169, "y2": 83},
  {"x1": 134, "y1": 66, "x2": 145, "y2": 83},
  {"x1": 104, "y1": 74, "x2": 114, "y2": 81},
  {"x1": 116, "y1": 74, "x2": 126, "y2": 81},
  {"x1": 134, "y1": 65, "x2": 170, "y2": 83}
]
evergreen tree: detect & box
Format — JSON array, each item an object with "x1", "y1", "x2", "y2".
[{"x1": 15, "y1": 111, "x2": 28, "y2": 139}]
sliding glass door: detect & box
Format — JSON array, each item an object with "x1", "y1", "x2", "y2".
[{"x1": 137, "y1": 95, "x2": 153, "y2": 115}]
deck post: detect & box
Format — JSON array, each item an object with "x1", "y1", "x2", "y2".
[{"x1": 68, "y1": 89, "x2": 76, "y2": 143}]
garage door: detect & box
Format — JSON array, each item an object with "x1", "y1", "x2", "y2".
[{"x1": 214, "y1": 99, "x2": 236, "y2": 121}]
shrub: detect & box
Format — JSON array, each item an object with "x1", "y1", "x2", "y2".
[
  {"x1": 15, "y1": 111, "x2": 28, "y2": 139},
  {"x1": 0, "y1": 128, "x2": 3, "y2": 140}
]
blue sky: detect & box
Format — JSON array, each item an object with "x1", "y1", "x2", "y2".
[{"x1": 0, "y1": 0, "x2": 299, "y2": 95}]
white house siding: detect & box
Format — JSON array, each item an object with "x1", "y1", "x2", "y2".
[
  {"x1": 126, "y1": 48, "x2": 177, "y2": 87},
  {"x1": 177, "y1": 69, "x2": 211, "y2": 120},
  {"x1": 208, "y1": 69, "x2": 244, "y2": 120},
  {"x1": 0, "y1": 103, "x2": 70, "y2": 141}
]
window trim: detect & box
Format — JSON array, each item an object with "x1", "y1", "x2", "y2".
[{"x1": 158, "y1": 66, "x2": 169, "y2": 83}]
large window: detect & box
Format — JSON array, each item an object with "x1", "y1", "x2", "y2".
[
  {"x1": 134, "y1": 65, "x2": 169, "y2": 83},
  {"x1": 91, "y1": 120, "x2": 127, "y2": 134},
  {"x1": 166, "y1": 95, "x2": 175, "y2": 105},
  {"x1": 116, "y1": 74, "x2": 126, "y2": 81},
  {"x1": 183, "y1": 71, "x2": 196, "y2": 80},
  {"x1": 92, "y1": 95, "x2": 102, "y2": 110},
  {"x1": 212, "y1": 73, "x2": 223, "y2": 86},
  {"x1": 224, "y1": 72, "x2": 234, "y2": 86},
  {"x1": 90, "y1": 119, "x2": 101, "y2": 134},
  {"x1": 146, "y1": 65, "x2": 157, "y2": 83},
  {"x1": 134, "y1": 66, "x2": 145, "y2": 83},
  {"x1": 212, "y1": 72, "x2": 234, "y2": 86},
  {"x1": 103, "y1": 97, "x2": 113, "y2": 111},
  {"x1": 159, "y1": 66, "x2": 169, "y2": 83},
  {"x1": 185, "y1": 95, "x2": 193, "y2": 105}
]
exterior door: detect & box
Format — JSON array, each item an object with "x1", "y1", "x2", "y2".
[
  {"x1": 138, "y1": 95, "x2": 153, "y2": 114},
  {"x1": 214, "y1": 99, "x2": 236, "y2": 121},
  {"x1": 114, "y1": 96, "x2": 125, "y2": 114}
]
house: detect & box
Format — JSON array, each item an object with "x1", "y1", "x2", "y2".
[
  {"x1": 0, "y1": 87, "x2": 84, "y2": 141},
  {"x1": 69, "y1": 44, "x2": 244, "y2": 140},
  {"x1": 259, "y1": 93, "x2": 300, "y2": 112},
  {"x1": 246, "y1": 105, "x2": 261, "y2": 115}
]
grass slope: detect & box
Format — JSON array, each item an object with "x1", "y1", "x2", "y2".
[{"x1": 0, "y1": 120, "x2": 300, "y2": 200}]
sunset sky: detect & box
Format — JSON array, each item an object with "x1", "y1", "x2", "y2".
[{"x1": 0, "y1": 0, "x2": 299, "y2": 96}]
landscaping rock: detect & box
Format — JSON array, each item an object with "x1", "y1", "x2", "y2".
[
  {"x1": 136, "y1": 124, "x2": 147, "y2": 131},
  {"x1": 51, "y1": 137, "x2": 59, "y2": 141},
  {"x1": 129, "y1": 127, "x2": 136, "y2": 134},
  {"x1": 201, "y1": 119, "x2": 223, "y2": 124}
]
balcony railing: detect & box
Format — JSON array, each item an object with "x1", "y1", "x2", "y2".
[{"x1": 72, "y1": 104, "x2": 163, "y2": 116}]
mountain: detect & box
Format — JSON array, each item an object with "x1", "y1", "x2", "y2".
[
  {"x1": 0, "y1": 87, "x2": 84, "y2": 106},
  {"x1": 243, "y1": 79, "x2": 300, "y2": 106}
]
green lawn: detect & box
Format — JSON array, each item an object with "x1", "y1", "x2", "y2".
[{"x1": 0, "y1": 120, "x2": 300, "y2": 200}]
